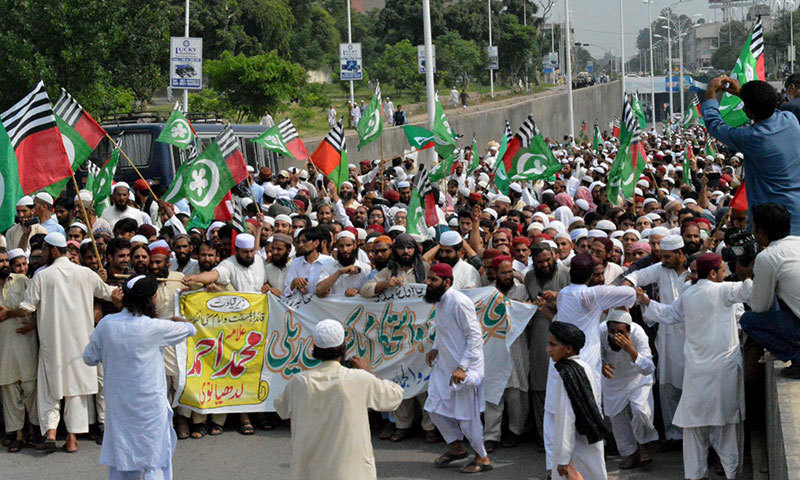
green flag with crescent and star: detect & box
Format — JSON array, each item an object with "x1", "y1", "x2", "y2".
[
  {"x1": 186, "y1": 141, "x2": 237, "y2": 222},
  {"x1": 0, "y1": 123, "x2": 23, "y2": 232},
  {"x1": 85, "y1": 145, "x2": 120, "y2": 216},
  {"x1": 251, "y1": 124, "x2": 296, "y2": 159},
  {"x1": 157, "y1": 109, "x2": 196, "y2": 150},
  {"x1": 356, "y1": 84, "x2": 383, "y2": 150},
  {"x1": 432, "y1": 98, "x2": 456, "y2": 159},
  {"x1": 402, "y1": 125, "x2": 435, "y2": 150}
]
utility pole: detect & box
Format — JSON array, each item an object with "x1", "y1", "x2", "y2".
[
  {"x1": 565, "y1": 0, "x2": 575, "y2": 139},
  {"x1": 488, "y1": 0, "x2": 494, "y2": 98},
  {"x1": 422, "y1": 0, "x2": 436, "y2": 167},
  {"x1": 347, "y1": 0, "x2": 354, "y2": 105},
  {"x1": 619, "y1": 0, "x2": 626, "y2": 103},
  {"x1": 183, "y1": 0, "x2": 190, "y2": 113}
]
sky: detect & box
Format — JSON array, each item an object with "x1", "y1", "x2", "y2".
[{"x1": 544, "y1": 0, "x2": 741, "y2": 60}]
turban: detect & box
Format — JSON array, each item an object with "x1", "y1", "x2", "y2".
[
  {"x1": 696, "y1": 252, "x2": 722, "y2": 279},
  {"x1": 123, "y1": 274, "x2": 158, "y2": 300},
  {"x1": 549, "y1": 321, "x2": 586, "y2": 352},
  {"x1": 430, "y1": 262, "x2": 453, "y2": 278},
  {"x1": 512, "y1": 236, "x2": 531, "y2": 246},
  {"x1": 367, "y1": 224, "x2": 385, "y2": 234},
  {"x1": 680, "y1": 220, "x2": 699, "y2": 234},
  {"x1": 138, "y1": 224, "x2": 157, "y2": 238},
  {"x1": 149, "y1": 247, "x2": 171, "y2": 257},
  {"x1": 374, "y1": 235, "x2": 393, "y2": 245},
  {"x1": 491, "y1": 255, "x2": 513, "y2": 270},
  {"x1": 570, "y1": 253, "x2": 596, "y2": 279},
  {"x1": 482, "y1": 248, "x2": 501, "y2": 260},
  {"x1": 632, "y1": 240, "x2": 652, "y2": 253}
]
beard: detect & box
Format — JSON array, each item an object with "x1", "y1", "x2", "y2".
[
  {"x1": 439, "y1": 255, "x2": 458, "y2": 267},
  {"x1": 496, "y1": 275, "x2": 515, "y2": 294},
  {"x1": 151, "y1": 265, "x2": 169, "y2": 279},
  {"x1": 114, "y1": 201, "x2": 127, "y2": 212},
  {"x1": 374, "y1": 256, "x2": 390, "y2": 271},
  {"x1": 133, "y1": 263, "x2": 149, "y2": 275},
  {"x1": 534, "y1": 262, "x2": 556, "y2": 284},
  {"x1": 684, "y1": 241, "x2": 700, "y2": 256},
  {"x1": 341, "y1": 191, "x2": 354, "y2": 202},
  {"x1": 199, "y1": 260, "x2": 216, "y2": 272},
  {"x1": 424, "y1": 282, "x2": 447, "y2": 304},
  {"x1": 337, "y1": 249, "x2": 357, "y2": 267},
  {"x1": 271, "y1": 252, "x2": 289, "y2": 269},
  {"x1": 236, "y1": 254, "x2": 255, "y2": 267},
  {"x1": 397, "y1": 253, "x2": 414, "y2": 267},
  {"x1": 608, "y1": 336, "x2": 622, "y2": 351},
  {"x1": 0, "y1": 266, "x2": 10, "y2": 280}
]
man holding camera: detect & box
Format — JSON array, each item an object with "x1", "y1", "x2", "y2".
[{"x1": 740, "y1": 203, "x2": 800, "y2": 378}]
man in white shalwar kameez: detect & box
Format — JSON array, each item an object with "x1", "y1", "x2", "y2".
[
  {"x1": 600, "y1": 310, "x2": 658, "y2": 469},
  {"x1": 542, "y1": 253, "x2": 635, "y2": 472},
  {"x1": 548, "y1": 321, "x2": 611, "y2": 480},
  {"x1": 622, "y1": 234, "x2": 689, "y2": 446},
  {"x1": 483, "y1": 256, "x2": 530, "y2": 451},
  {"x1": 275, "y1": 319, "x2": 404, "y2": 480},
  {"x1": 83, "y1": 274, "x2": 196, "y2": 480},
  {"x1": 638, "y1": 253, "x2": 751, "y2": 480},
  {"x1": 437, "y1": 231, "x2": 481, "y2": 290},
  {"x1": 423, "y1": 262, "x2": 492, "y2": 473},
  {"x1": 1, "y1": 233, "x2": 119, "y2": 453}
]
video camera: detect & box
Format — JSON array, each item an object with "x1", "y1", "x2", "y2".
[{"x1": 721, "y1": 229, "x2": 759, "y2": 267}]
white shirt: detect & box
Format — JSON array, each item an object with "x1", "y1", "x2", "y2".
[
  {"x1": 0, "y1": 274, "x2": 37, "y2": 385},
  {"x1": 101, "y1": 205, "x2": 149, "y2": 229},
  {"x1": 599, "y1": 321, "x2": 655, "y2": 417},
  {"x1": 83, "y1": 310, "x2": 196, "y2": 471},
  {"x1": 170, "y1": 257, "x2": 199, "y2": 275},
  {"x1": 424, "y1": 288, "x2": 484, "y2": 421},
  {"x1": 265, "y1": 261, "x2": 290, "y2": 292},
  {"x1": 451, "y1": 259, "x2": 481, "y2": 290},
  {"x1": 624, "y1": 263, "x2": 689, "y2": 388},
  {"x1": 749, "y1": 235, "x2": 800, "y2": 317},
  {"x1": 213, "y1": 255, "x2": 266, "y2": 292},
  {"x1": 283, "y1": 253, "x2": 334, "y2": 297},
  {"x1": 603, "y1": 262, "x2": 624, "y2": 284},
  {"x1": 643, "y1": 279, "x2": 752, "y2": 428},
  {"x1": 317, "y1": 259, "x2": 372, "y2": 295}
]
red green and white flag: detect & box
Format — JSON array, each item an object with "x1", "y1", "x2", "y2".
[
  {"x1": 683, "y1": 143, "x2": 694, "y2": 186},
  {"x1": 402, "y1": 125, "x2": 435, "y2": 150},
  {"x1": 466, "y1": 132, "x2": 480, "y2": 175},
  {"x1": 500, "y1": 114, "x2": 561, "y2": 183},
  {"x1": 0, "y1": 81, "x2": 74, "y2": 195},
  {"x1": 277, "y1": 119, "x2": 310, "y2": 161},
  {"x1": 251, "y1": 124, "x2": 295, "y2": 159},
  {"x1": 607, "y1": 95, "x2": 647, "y2": 204},
  {"x1": 85, "y1": 142, "x2": 120, "y2": 216},
  {"x1": 719, "y1": 16, "x2": 765, "y2": 127},
  {"x1": 682, "y1": 95, "x2": 704, "y2": 128},
  {"x1": 406, "y1": 165, "x2": 439, "y2": 239},
  {"x1": 311, "y1": 120, "x2": 349, "y2": 187},
  {"x1": 611, "y1": 117, "x2": 621, "y2": 138},
  {"x1": 493, "y1": 120, "x2": 513, "y2": 194}
]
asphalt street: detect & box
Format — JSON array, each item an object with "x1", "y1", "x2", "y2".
[{"x1": 1, "y1": 426, "x2": 685, "y2": 480}]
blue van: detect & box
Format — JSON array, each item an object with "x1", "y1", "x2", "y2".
[{"x1": 83, "y1": 119, "x2": 282, "y2": 188}]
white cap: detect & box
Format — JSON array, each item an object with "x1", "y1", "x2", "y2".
[
  {"x1": 596, "y1": 220, "x2": 616, "y2": 231},
  {"x1": 263, "y1": 216, "x2": 275, "y2": 226},
  {"x1": 575, "y1": 199, "x2": 590, "y2": 211},
  {"x1": 356, "y1": 228, "x2": 367, "y2": 240},
  {"x1": 439, "y1": 230, "x2": 463, "y2": 246},
  {"x1": 482, "y1": 208, "x2": 498, "y2": 220},
  {"x1": 611, "y1": 238, "x2": 623, "y2": 252},
  {"x1": 313, "y1": 319, "x2": 345, "y2": 348},
  {"x1": 69, "y1": 222, "x2": 88, "y2": 233},
  {"x1": 623, "y1": 229, "x2": 641, "y2": 240},
  {"x1": 336, "y1": 231, "x2": 356, "y2": 241},
  {"x1": 643, "y1": 197, "x2": 658, "y2": 207},
  {"x1": 7, "y1": 248, "x2": 25, "y2": 260},
  {"x1": 570, "y1": 228, "x2": 589, "y2": 241},
  {"x1": 34, "y1": 192, "x2": 53, "y2": 205},
  {"x1": 448, "y1": 217, "x2": 459, "y2": 227},
  {"x1": 246, "y1": 165, "x2": 255, "y2": 173},
  {"x1": 587, "y1": 229, "x2": 607, "y2": 238},
  {"x1": 241, "y1": 197, "x2": 254, "y2": 208},
  {"x1": 660, "y1": 234, "x2": 685, "y2": 251},
  {"x1": 263, "y1": 183, "x2": 278, "y2": 198},
  {"x1": 527, "y1": 222, "x2": 545, "y2": 233},
  {"x1": 610, "y1": 230, "x2": 624, "y2": 240},
  {"x1": 494, "y1": 194, "x2": 511, "y2": 204},
  {"x1": 235, "y1": 233, "x2": 256, "y2": 249},
  {"x1": 650, "y1": 226, "x2": 670, "y2": 238},
  {"x1": 646, "y1": 212, "x2": 661, "y2": 221},
  {"x1": 389, "y1": 225, "x2": 406, "y2": 233},
  {"x1": 683, "y1": 198, "x2": 697, "y2": 206},
  {"x1": 16, "y1": 196, "x2": 33, "y2": 207},
  {"x1": 74, "y1": 190, "x2": 93, "y2": 204},
  {"x1": 275, "y1": 214, "x2": 292, "y2": 224},
  {"x1": 607, "y1": 309, "x2": 632, "y2": 325},
  {"x1": 44, "y1": 232, "x2": 67, "y2": 248},
  {"x1": 148, "y1": 239, "x2": 170, "y2": 250},
  {"x1": 112, "y1": 182, "x2": 130, "y2": 192},
  {"x1": 130, "y1": 235, "x2": 148, "y2": 244},
  {"x1": 397, "y1": 180, "x2": 411, "y2": 189},
  {"x1": 509, "y1": 183, "x2": 522, "y2": 193}
]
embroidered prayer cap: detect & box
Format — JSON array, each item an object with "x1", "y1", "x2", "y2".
[{"x1": 313, "y1": 319, "x2": 345, "y2": 349}]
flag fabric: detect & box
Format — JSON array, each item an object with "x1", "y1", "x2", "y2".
[
  {"x1": 0, "y1": 81, "x2": 73, "y2": 194},
  {"x1": 682, "y1": 144, "x2": 693, "y2": 186},
  {"x1": 162, "y1": 145, "x2": 199, "y2": 204},
  {"x1": 730, "y1": 183, "x2": 748, "y2": 211},
  {"x1": 499, "y1": 114, "x2": 561, "y2": 183},
  {"x1": 185, "y1": 126, "x2": 245, "y2": 222},
  {"x1": 432, "y1": 98, "x2": 456, "y2": 159},
  {"x1": 607, "y1": 95, "x2": 647, "y2": 204},
  {"x1": 311, "y1": 120, "x2": 349, "y2": 188},
  {"x1": 429, "y1": 148, "x2": 462, "y2": 183},
  {"x1": 611, "y1": 117, "x2": 621, "y2": 138},
  {"x1": 467, "y1": 133, "x2": 480, "y2": 175},
  {"x1": 85, "y1": 144, "x2": 120, "y2": 216},
  {"x1": 682, "y1": 95, "x2": 704, "y2": 128},
  {"x1": 592, "y1": 121, "x2": 602, "y2": 153},
  {"x1": 0, "y1": 123, "x2": 23, "y2": 231},
  {"x1": 704, "y1": 136, "x2": 718, "y2": 158},
  {"x1": 493, "y1": 120, "x2": 514, "y2": 194},
  {"x1": 156, "y1": 109, "x2": 196, "y2": 150},
  {"x1": 630, "y1": 95, "x2": 648, "y2": 130},
  {"x1": 356, "y1": 84, "x2": 383, "y2": 150},
  {"x1": 406, "y1": 165, "x2": 438, "y2": 238},
  {"x1": 719, "y1": 16, "x2": 765, "y2": 127},
  {"x1": 278, "y1": 119, "x2": 309, "y2": 161},
  {"x1": 251, "y1": 124, "x2": 295, "y2": 159},
  {"x1": 402, "y1": 125, "x2": 435, "y2": 150}
]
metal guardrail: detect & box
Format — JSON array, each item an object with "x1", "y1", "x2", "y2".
[{"x1": 98, "y1": 112, "x2": 228, "y2": 126}]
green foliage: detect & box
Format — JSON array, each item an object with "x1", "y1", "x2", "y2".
[
  {"x1": 711, "y1": 45, "x2": 742, "y2": 73},
  {"x1": 435, "y1": 31, "x2": 485, "y2": 88},
  {"x1": 376, "y1": 0, "x2": 446, "y2": 48},
  {"x1": 299, "y1": 83, "x2": 331, "y2": 108},
  {"x1": 205, "y1": 51, "x2": 307, "y2": 120},
  {"x1": 497, "y1": 14, "x2": 540, "y2": 81},
  {"x1": 373, "y1": 39, "x2": 423, "y2": 98},
  {"x1": 294, "y1": 106, "x2": 316, "y2": 127},
  {"x1": 188, "y1": 88, "x2": 235, "y2": 117},
  {"x1": 289, "y1": 2, "x2": 340, "y2": 71}
]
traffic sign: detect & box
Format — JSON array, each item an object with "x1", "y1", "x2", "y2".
[
  {"x1": 339, "y1": 43, "x2": 363, "y2": 81},
  {"x1": 170, "y1": 37, "x2": 203, "y2": 90},
  {"x1": 487, "y1": 46, "x2": 499, "y2": 70},
  {"x1": 417, "y1": 45, "x2": 437, "y2": 74}
]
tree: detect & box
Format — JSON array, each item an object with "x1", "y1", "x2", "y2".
[
  {"x1": 372, "y1": 39, "x2": 422, "y2": 98},
  {"x1": 376, "y1": 0, "x2": 446, "y2": 48},
  {"x1": 436, "y1": 31, "x2": 486, "y2": 88},
  {"x1": 497, "y1": 14, "x2": 540, "y2": 83},
  {"x1": 204, "y1": 51, "x2": 307, "y2": 121},
  {"x1": 573, "y1": 45, "x2": 595, "y2": 72},
  {"x1": 289, "y1": 2, "x2": 341, "y2": 71}
]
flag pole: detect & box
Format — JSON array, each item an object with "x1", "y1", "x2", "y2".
[
  {"x1": 379, "y1": 134, "x2": 385, "y2": 195},
  {"x1": 104, "y1": 133, "x2": 159, "y2": 201},
  {"x1": 69, "y1": 171, "x2": 102, "y2": 264}
]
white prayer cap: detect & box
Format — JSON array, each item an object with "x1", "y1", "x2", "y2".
[
  {"x1": 675, "y1": 166, "x2": 683, "y2": 172},
  {"x1": 388, "y1": 225, "x2": 406, "y2": 233},
  {"x1": 623, "y1": 229, "x2": 641, "y2": 240},
  {"x1": 448, "y1": 217, "x2": 459, "y2": 227},
  {"x1": 555, "y1": 232, "x2": 571, "y2": 241},
  {"x1": 439, "y1": 230, "x2": 463, "y2": 246},
  {"x1": 263, "y1": 216, "x2": 275, "y2": 226},
  {"x1": 610, "y1": 230, "x2": 624, "y2": 240},
  {"x1": 527, "y1": 222, "x2": 545, "y2": 233},
  {"x1": 275, "y1": 214, "x2": 292, "y2": 224},
  {"x1": 509, "y1": 183, "x2": 522, "y2": 193},
  {"x1": 75, "y1": 190, "x2": 93, "y2": 203},
  {"x1": 646, "y1": 212, "x2": 661, "y2": 221},
  {"x1": 397, "y1": 180, "x2": 411, "y2": 189},
  {"x1": 69, "y1": 222, "x2": 88, "y2": 233},
  {"x1": 607, "y1": 309, "x2": 632, "y2": 325},
  {"x1": 366, "y1": 237, "x2": 376, "y2": 244},
  {"x1": 356, "y1": 228, "x2": 367, "y2": 240},
  {"x1": 596, "y1": 220, "x2": 616, "y2": 231},
  {"x1": 734, "y1": 152, "x2": 744, "y2": 158},
  {"x1": 532, "y1": 212, "x2": 549, "y2": 225},
  {"x1": 34, "y1": 192, "x2": 53, "y2": 205},
  {"x1": 263, "y1": 183, "x2": 278, "y2": 198},
  {"x1": 246, "y1": 165, "x2": 255, "y2": 173},
  {"x1": 663, "y1": 177, "x2": 675, "y2": 185},
  {"x1": 570, "y1": 228, "x2": 589, "y2": 241},
  {"x1": 44, "y1": 232, "x2": 67, "y2": 248},
  {"x1": 643, "y1": 197, "x2": 658, "y2": 207},
  {"x1": 670, "y1": 227, "x2": 681, "y2": 235},
  {"x1": 299, "y1": 169, "x2": 309, "y2": 180},
  {"x1": 637, "y1": 179, "x2": 649, "y2": 188},
  {"x1": 569, "y1": 217, "x2": 584, "y2": 227},
  {"x1": 611, "y1": 238, "x2": 624, "y2": 252},
  {"x1": 660, "y1": 234, "x2": 684, "y2": 251},
  {"x1": 711, "y1": 190, "x2": 724, "y2": 198},
  {"x1": 16, "y1": 196, "x2": 33, "y2": 207},
  {"x1": 581, "y1": 175, "x2": 593, "y2": 183},
  {"x1": 650, "y1": 226, "x2": 670, "y2": 238},
  {"x1": 241, "y1": 197, "x2": 254, "y2": 208},
  {"x1": 575, "y1": 199, "x2": 590, "y2": 211},
  {"x1": 477, "y1": 180, "x2": 489, "y2": 189},
  {"x1": 457, "y1": 186, "x2": 470, "y2": 197},
  {"x1": 548, "y1": 220, "x2": 566, "y2": 234},
  {"x1": 634, "y1": 187, "x2": 643, "y2": 197},
  {"x1": 313, "y1": 319, "x2": 345, "y2": 348},
  {"x1": 482, "y1": 208, "x2": 498, "y2": 220},
  {"x1": 234, "y1": 233, "x2": 255, "y2": 249},
  {"x1": 80, "y1": 238, "x2": 94, "y2": 246},
  {"x1": 7, "y1": 248, "x2": 25, "y2": 260},
  {"x1": 587, "y1": 229, "x2": 607, "y2": 238},
  {"x1": 130, "y1": 235, "x2": 148, "y2": 245},
  {"x1": 336, "y1": 230, "x2": 356, "y2": 241},
  {"x1": 112, "y1": 182, "x2": 130, "y2": 192},
  {"x1": 641, "y1": 228, "x2": 652, "y2": 238},
  {"x1": 705, "y1": 155, "x2": 714, "y2": 162},
  {"x1": 543, "y1": 240, "x2": 557, "y2": 249},
  {"x1": 148, "y1": 239, "x2": 170, "y2": 250},
  {"x1": 494, "y1": 194, "x2": 511, "y2": 204},
  {"x1": 683, "y1": 198, "x2": 697, "y2": 206}
]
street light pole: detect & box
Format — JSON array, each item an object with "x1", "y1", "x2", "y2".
[
  {"x1": 422, "y1": 0, "x2": 436, "y2": 167},
  {"x1": 347, "y1": 0, "x2": 354, "y2": 105},
  {"x1": 183, "y1": 0, "x2": 190, "y2": 113},
  {"x1": 565, "y1": 0, "x2": 575, "y2": 139},
  {"x1": 679, "y1": 33, "x2": 685, "y2": 118},
  {"x1": 488, "y1": 0, "x2": 494, "y2": 98},
  {"x1": 645, "y1": 0, "x2": 656, "y2": 128},
  {"x1": 665, "y1": 26, "x2": 673, "y2": 121},
  {"x1": 619, "y1": 0, "x2": 626, "y2": 103}
]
